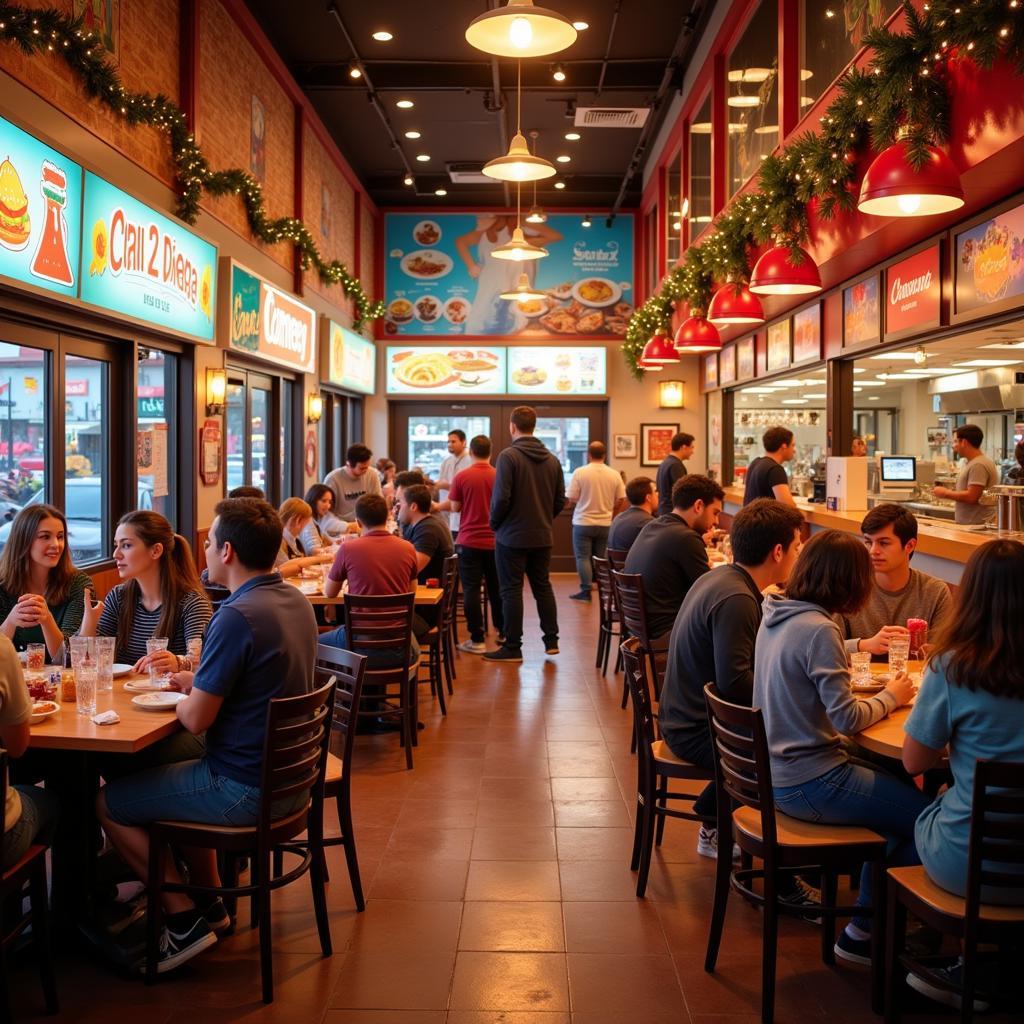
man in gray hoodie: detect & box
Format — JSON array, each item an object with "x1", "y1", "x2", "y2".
[{"x1": 485, "y1": 406, "x2": 566, "y2": 663}]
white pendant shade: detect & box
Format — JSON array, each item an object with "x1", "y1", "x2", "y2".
[
  {"x1": 500, "y1": 272, "x2": 547, "y2": 301},
  {"x1": 525, "y1": 204, "x2": 547, "y2": 223},
  {"x1": 491, "y1": 227, "x2": 548, "y2": 262},
  {"x1": 483, "y1": 132, "x2": 556, "y2": 182},
  {"x1": 465, "y1": 0, "x2": 577, "y2": 58}
]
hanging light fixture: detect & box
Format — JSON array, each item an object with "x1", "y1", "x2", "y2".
[
  {"x1": 707, "y1": 281, "x2": 765, "y2": 326},
  {"x1": 638, "y1": 356, "x2": 664, "y2": 372},
  {"x1": 673, "y1": 315, "x2": 721, "y2": 354},
  {"x1": 465, "y1": 0, "x2": 577, "y2": 58},
  {"x1": 500, "y1": 271, "x2": 547, "y2": 302},
  {"x1": 749, "y1": 242, "x2": 822, "y2": 296},
  {"x1": 525, "y1": 131, "x2": 548, "y2": 223},
  {"x1": 857, "y1": 135, "x2": 964, "y2": 217},
  {"x1": 641, "y1": 330, "x2": 681, "y2": 365},
  {"x1": 492, "y1": 180, "x2": 548, "y2": 262},
  {"x1": 484, "y1": 63, "x2": 556, "y2": 181}
]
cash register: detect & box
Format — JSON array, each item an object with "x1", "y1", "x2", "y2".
[{"x1": 877, "y1": 455, "x2": 917, "y2": 501}]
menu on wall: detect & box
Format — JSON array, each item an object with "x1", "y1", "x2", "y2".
[
  {"x1": 506, "y1": 346, "x2": 606, "y2": 395},
  {"x1": 792, "y1": 304, "x2": 821, "y2": 363},
  {"x1": 326, "y1": 321, "x2": 376, "y2": 394},
  {"x1": 843, "y1": 274, "x2": 880, "y2": 348},
  {"x1": 0, "y1": 115, "x2": 82, "y2": 298},
  {"x1": 766, "y1": 320, "x2": 791, "y2": 371},
  {"x1": 227, "y1": 263, "x2": 315, "y2": 373},
  {"x1": 955, "y1": 202, "x2": 1024, "y2": 316},
  {"x1": 80, "y1": 173, "x2": 216, "y2": 341},
  {"x1": 885, "y1": 244, "x2": 940, "y2": 338},
  {"x1": 382, "y1": 212, "x2": 634, "y2": 339},
  {"x1": 386, "y1": 345, "x2": 506, "y2": 394}
]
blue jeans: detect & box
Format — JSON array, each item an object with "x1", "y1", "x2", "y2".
[
  {"x1": 571, "y1": 525, "x2": 609, "y2": 591},
  {"x1": 773, "y1": 757, "x2": 930, "y2": 932}
]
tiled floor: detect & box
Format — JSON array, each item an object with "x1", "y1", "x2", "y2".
[{"x1": 10, "y1": 576, "x2": 1012, "y2": 1021}]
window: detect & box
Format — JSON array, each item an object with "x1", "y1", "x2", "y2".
[
  {"x1": 64, "y1": 353, "x2": 108, "y2": 565},
  {"x1": 279, "y1": 380, "x2": 293, "y2": 498},
  {"x1": 250, "y1": 385, "x2": 269, "y2": 494},
  {"x1": 688, "y1": 93, "x2": 712, "y2": 237},
  {"x1": 800, "y1": 1, "x2": 900, "y2": 110},
  {"x1": 666, "y1": 153, "x2": 682, "y2": 265},
  {"x1": 137, "y1": 347, "x2": 177, "y2": 525},
  {"x1": 728, "y1": 1, "x2": 779, "y2": 198},
  {"x1": 535, "y1": 416, "x2": 590, "y2": 488},
  {"x1": 225, "y1": 381, "x2": 246, "y2": 493},
  {"x1": 406, "y1": 414, "x2": 490, "y2": 481},
  {"x1": 224, "y1": 368, "x2": 289, "y2": 503}
]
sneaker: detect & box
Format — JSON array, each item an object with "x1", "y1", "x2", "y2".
[
  {"x1": 201, "y1": 898, "x2": 232, "y2": 936},
  {"x1": 695, "y1": 826, "x2": 741, "y2": 861},
  {"x1": 906, "y1": 958, "x2": 991, "y2": 1012},
  {"x1": 834, "y1": 928, "x2": 872, "y2": 966},
  {"x1": 545, "y1": 644, "x2": 560, "y2": 655},
  {"x1": 483, "y1": 646, "x2": 524, "y2": 663},
  {"x1": 496, "y1": 634, "x2": 507, "y2": 645},
  {"x1": 141, "y1": 916, "x2": 217, "y2": 974},
  {"x1": 458, "y1": 639, "x2": 487, "y2": 655},
  {"x1": 569, "y1": 590, "x2": 592, "y2": 601},
  {"x1": 778, "y1": 876, "x2": 822, "y2": 924},
  {"x1": 104, "y1": 894, "x2": 147, "y2": 937}
]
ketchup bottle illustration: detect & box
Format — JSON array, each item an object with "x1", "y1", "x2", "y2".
[{"x1": 31, "y1": 160, "x2": 74, "y2": 287}]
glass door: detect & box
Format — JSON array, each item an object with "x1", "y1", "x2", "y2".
[{"x1": 224, "y1": 367, "x2": 287, "y2": 504}]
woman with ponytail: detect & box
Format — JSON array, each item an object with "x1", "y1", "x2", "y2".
[{"x1": 80, "y1": 511, "x2": 211, "y2": 672}]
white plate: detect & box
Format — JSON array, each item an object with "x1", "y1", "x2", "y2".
[
  {"x1": 112, "y1": 663, "x2": 134, "y2": 677},
  {"x1": 30, "y1": 701, "x2": 60, "y2": 724},
  {"x1": 131, "y1": 691, "x2": 187, "y2": 711},
  {"x1": 571, "y1": 277, "x2": 622, "y2": 308},
  {"x1": 400, "y1": 249, "x2": 453, "y2": 280},
  {"x1": 124, "y1": 678, "x2": 168, "y2": 693},
  {"x1": 412, "y1": 219, "x2": 442, "y2": 246}
]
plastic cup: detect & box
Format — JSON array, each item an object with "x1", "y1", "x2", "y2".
[
  {"x1": 26, "y1": 643, "x2": 46, "y2": 674},
  {"x1": 75, "y1": 663, "x2": 97, "y2": 716},
  {"x1": 907, "y1": 618, "x2": 928, "y2": 660},
  {"x1": 94, "y1": 636, "x2": 115, "y2": 693},
  {"x1": 850, "y1": 651, "x2": 872, "y2": 686},
  {"x1": 146, "y1": 637, "x2": 170, "y2": 689},
  {"x1": 888, "y1": 637, "x2": 910, "y2": 677},
  {"x1": 426, "y1": 578, "x2": 440, "y2": 588}
]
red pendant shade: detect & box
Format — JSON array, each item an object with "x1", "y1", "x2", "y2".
[
  {"x1": 707, "y1": 282, "x2": 765, "y2": 326},
  {"x1": 857, "y1": 140, "x2": 965, "y2": 217},
  {"x1": 672, "y1": 316, "x2": 721, "y2": 354},
  {"x1": 640, "y1": 331, "x2": 680, "y2": 365},
  {"x1": 749, "y1": 243, "x2": 822, "y2": 296},
  {"x1": 638, "y1": 356, "x2": 664, "y2": 371}
]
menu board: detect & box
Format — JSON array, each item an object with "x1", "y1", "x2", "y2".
[
  {"x1": 326, "y1": 321, "x2": 376, "y2": 394},
  {"x1": 792, "y1": 304, "x2": 821, "y2": 363},
  {"x1": 80, "y1": 173, "x2": 216, "y2": 341},
  {"x1": 719, "y1": 345, "x2": 736, "y2": 385},
  {"x1": 383, "y1": 212, "x2": 634, "y2": 339},
  {"x1": 885, "y1": 245, "x2": 940, "y2": 339},
  {"x1": 506, "y1": 346, "x2": 606, "y2": 395},
  {"x1": 386, "y1": 345, "x2": 506, "y2": 394},
  {"x1": 0, "y1": 115, "x2": 82, "y2": 299},
  {"x1": 766, "y1": 319, "x2": 791, "y2": 371},
  {"x1": 955, "y1": 201, "x2": 1024, "y2": 316},
  {"x1": 843, "y1": 274, "x2": 880, "y2": 348}
]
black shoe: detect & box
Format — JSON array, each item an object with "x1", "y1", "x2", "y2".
[
  {"x1": 140, "y1": 916, "x2": 216, "y2": 974},
  {"x1": 201, "y1": 898, "x2": 232, "y2": 936},
  {"x1": 569, "y1": 590, "x2": 592, "y2": 601},
  {"x1": 483, "y1": 646, "x2": 523, "y2": 663},
  {"x1": 906, "y1": 958, "x2": 993, "y2": 1012},
  {"x1": 545, "y1": 644, "x2": 559, "y2": 655},
  {"x1": 778, "y1": 876, "x2": 821, "y2": 924},
  {"x1": 834, "y1": 928, "x2": 872, "y2": 966}
]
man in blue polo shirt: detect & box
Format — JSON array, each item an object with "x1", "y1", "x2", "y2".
[{"x1": 96, "y1": 497, "x2": 317, "y2": 974}]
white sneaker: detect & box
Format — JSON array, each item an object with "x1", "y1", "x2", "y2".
[
  {"x1": 458, "y1": 639, "x2": 486, "y2": 655},
  {"x1": 696, "y1": 825, "x2": 740, "y2": 860}
]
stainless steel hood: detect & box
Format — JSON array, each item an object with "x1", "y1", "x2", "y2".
[{"x1": 929, "y1": 368, "x2": 1024, "y2": 412}]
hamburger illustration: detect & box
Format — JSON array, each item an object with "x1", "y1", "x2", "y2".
[{"x1": 0, "y1": 156, "x2": 30, "y2": 251}]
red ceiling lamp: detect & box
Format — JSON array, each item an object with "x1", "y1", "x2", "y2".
[
  {"x1": 640, "y1": 330, "x2": 680, "y2": 366},
  {"x1": 638, "y1": 355, "x2": 664, "y2": 372},
  {"x1": 857, "y1": 138, "x2": 964, "y2": 217},
  {"x1": 749, "y1": 242, "x2": 822, "y2": 296},
  {"x1": 707, "y1": 281, "x2": 765, "y2": 326},
  {"x1": 673, "y1": 315, "x2": 721, "y2": 354}
]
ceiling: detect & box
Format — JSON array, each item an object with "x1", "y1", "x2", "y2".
[{"x1": 244, "y1": 0, "x2": 714, "y2": 213}]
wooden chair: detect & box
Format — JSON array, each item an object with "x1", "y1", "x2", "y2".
[
  {"x1": 418, "y1": 555, "x2": 458, "y2": 716},
  {"x1": 343, "y1": 592, "x2": 418, "y2": 769},
  {"x1": 606, "y1": 547, "x2": 628, "y2": 573},
  {"x1": 884, "y1": 759, "x2": 1024, "y2": 1024},
  {"x1": 703, "y1": 683, "x2": 890, "y2": 1023},
  {"x1": 143, "y1": 678, "x2": 337, "y2": 1004},
  {"x1": 620, "y1": 638, "x2": 713, "y2": 898},
  {"x1": 591, "y1": 556, "x2": 623, "y2": 677},
  {"x1": 0, "y1": 756, "x2": 57, "y2": 1021},
  {"x1": 604, "y1": 550, "x2": 630, "y2": 706}
]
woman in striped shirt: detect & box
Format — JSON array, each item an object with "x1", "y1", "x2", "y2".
[{"x1": 80, "y1": 511, "x2": 211, "y2": 671}]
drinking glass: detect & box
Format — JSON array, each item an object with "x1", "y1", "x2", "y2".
[
  {"x1": 75, "y1": 663, "x2": 97, "y2": 716},
  {"x1": 94, "y1": 636, "x2": 115, "y2": 693},
  {"x1": 185, "y1": 636, "x2": 203, "y2": 672},
  {"x1": 69, "y1": 635, "x2": 94, "y2": 668},
  {"x1": 888, "y1": 638, "x2": 910, "y2": 678},
  {"x1": 146, "y1": 637, "x2": 170, "y2": 689},
  {"x1": 907, "y1": 618, "x2": 928, "y2": 660},
  {"x1": 850, "y1": 651, "x2": 872, "y2": 687},
  {"x1": 25, "y1": 643, "x2": 46, "y2": 675}
]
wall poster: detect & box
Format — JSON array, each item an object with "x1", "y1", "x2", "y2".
[
  {"x1": 955, "y1": 200, "x2": 1024, "y2": 318},
  {"x1": 792, "y1": 304, "x2": 821, "y2": 363},
  {"x1": 843, "y1": 274, "x2": 881, "y2": 348},
  {"x1": 766, "y1": 319, "x2": 791, "y2": 372},
  {"x1": 641, "y1": 423, "x2": 679, "y2": 467},
  {"x1": 703, "y1": 352, "x2": 718, "y2": 389},
  {"x1": 737, "y1": 336, "x2": 756, "y2": 380},
  {"x1": 719, "y1": 345, "x2": 737, "y2": 385}
]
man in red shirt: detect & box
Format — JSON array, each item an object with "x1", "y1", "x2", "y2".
[{"x1": 438, "y1": 434, "x2": 504, "y2": 654}]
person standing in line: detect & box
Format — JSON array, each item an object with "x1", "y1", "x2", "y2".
[
  {"x1": 565, "y1": 441, "x2": 627, "y2": 601},
  {"x1": 435, "y1": 430, "x2": 472, "y2": 539},
  {"x1": 933, "y1": 423, "x2": 999, "y2": 525},
  {"x1": 742, "y1": 426, "x2": 798, "y2": 506},
  {"x1": 655, "y1": 432, "x2": 694, "y2": 517},
  {"x1": 607, "y1": 476, "x2": 659, "y2": 554},
  {"x1": 436, "y1": 434, "x2": 505, "y2": 654},
  {"x1": 485, "y1": 406, "x2": 566, "y2": 664},
  {"x1": 323, "y1": 443, "x2": 382, "y2": 526}
]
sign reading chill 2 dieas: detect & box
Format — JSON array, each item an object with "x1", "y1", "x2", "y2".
[
  {"x1": 228, "y1": 264, "x2": 316, "y2": 373},
  {"x1": 80, "y1": 172, "x2": 216, "y2": 341},
  {"x1": 0, "y1": 115, "x2": 82, "y2": 298}
]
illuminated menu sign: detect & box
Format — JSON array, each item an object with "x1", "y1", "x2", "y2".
[
  {"x1": 506, "y1": 346, "x2": 606, "y2": 395},
  {"x1": 885, "y1": 244, "x2": 941, "y2": 340},
  {"x1": 79, "y1": 173, "x2": 216, "y2": 340},
  {"x1": 227, "y1": 263, "x2": 316, "y2": 373},
  {"x1": 326, "y1": 320, "x2": 376, "y2": 394},
  {"x1": 0, "y1": 115, "x2": 82, "y2": 299}
]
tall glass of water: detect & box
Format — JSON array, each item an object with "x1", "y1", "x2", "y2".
[
  {"x1": 94, "y1": 636, "x2": 115, "y2": 693},
  {"x1": 888, "y1": 638, "x2": 910, "y2": 678},
  {"x1": 147, "y1": 637, "x2": 170, "y2": 689},
  {"x1": 75, "y1": 662, "x2": 97, "y2": 715}
]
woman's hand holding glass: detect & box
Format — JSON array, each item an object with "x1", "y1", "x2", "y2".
[
  {"x1": 861, "y1": 624, "x2": 909, "y2": 655},
  {"x1": 131, "y1": 647, "x2": 179, "y2": 676}
]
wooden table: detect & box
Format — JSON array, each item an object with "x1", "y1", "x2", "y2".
[
  {"x1": 288, "y1": 580, "x2": 443, "y2": 607},
  {"x1": 853, "y1": 660, "x2": 923, "y2": 760}
]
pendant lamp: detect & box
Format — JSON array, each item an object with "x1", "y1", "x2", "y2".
[
  {"x1": 673, "y1": 315, "x2": 721, "y2": 354},
  {"x1": 749, "y1": 243, "x2": 822, "y2": 296},
  {"x1": 466, "y1": 0, "x2": 577, "y2": 58},
  {"x1": 857, "y1": 138, "x2": 964, "y2": 217},
  {"x1": 524, "y1": 131, "x2": 548, "y2": 222},
  {"x1": 640, "y1": 331, "x2": 680, "y2": 365},
  {"x1": 500, "y1": 271, "x2": 547, "y2": 301},
  {"x1": 485, "y1": 64, "x2": 556, "y2": 182},
  {"x1": 492, "y1": 180, "x2": 549, "y2": 262},
  {"x1": 638, "y1": 357, "x2": 664, "y2": 372},
  {"x1": 707, "y1": 282, "x2": 765, "y2": 326}
]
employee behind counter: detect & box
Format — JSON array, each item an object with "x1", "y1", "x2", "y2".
[{"x1": 931, "y1": 424, "x2": 1000, "y2": 526}]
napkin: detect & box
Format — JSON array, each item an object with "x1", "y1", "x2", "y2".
[{"x1": 93, "y1": 710, "x2": 121, "y2": 725}]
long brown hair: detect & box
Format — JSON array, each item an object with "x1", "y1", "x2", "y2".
[
  {"x1": 0, "y1": 503, "x2": 79, "y2": 605},
  {"x1": 115, "y1": 511, "x2": 202, "y2": 654},
  {"x1": 929, "y1": 539, "x2": 1024, "y2": 699},
  {"x1": 784, "y1": 529, "x2": 873, "y2": 616}
]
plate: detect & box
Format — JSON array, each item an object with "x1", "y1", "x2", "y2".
[
  {"x1": 124, "y1": 678, "x2": 169, "y2": 693},
  {"x1": 131, "y1": 691, "x2": 186, "y2": 711},
  {"x1": 413, "y1": 294, "x2": 442, "y2": 323},
  {"x1": 113, "y1": 663, "x2": 134, "y2": 677},
  {"x1": 572, "y1": 277, "x2": 622, "y2": 308},
  {"x1": 400, "y1": 249, "x2": 453, "y2": 280},
  {"x1": 412, "y1": 220, "x2": 441, "y2": 246},
  {"x1": 30, "y1": 701, "x2": 60, "y2": 724}
]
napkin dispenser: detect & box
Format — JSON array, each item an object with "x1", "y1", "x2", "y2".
[{"x1": 826, "y1": 456, "x2": 868, "y2": 512}]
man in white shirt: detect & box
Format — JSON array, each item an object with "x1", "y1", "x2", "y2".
[
  {"x1": 435, "y1": 430, "x2": 472, "y2": 537},
  {"x1": 565, "y1": 441, "x2": 627, "y2": 601}
]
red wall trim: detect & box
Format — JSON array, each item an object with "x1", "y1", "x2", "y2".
[{"x1": 779, "y1": 0, "x2": 799, "y2": 140}]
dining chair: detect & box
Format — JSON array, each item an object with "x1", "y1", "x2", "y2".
[
  {"x1": 620, "y1": 638, "x2": 712, "y2": 898},
  {"x1": 606, "y1": 547, "x2": 628, "y2": 573},
  {"x1": 884, "y1": 758, "x2": 1024, "y2": 1024},
  {"x1": 591, "y1": 556, "x2": 622, "y2": 677},
  {"x1": 704, "y1": 683, "x2": 889, "y2": 1023},
  {"x1": 418, "y1": 556, "x2": 459, "y2": 716},
  {"x1": 143, "y1": 678, "x2": 336, "y2": 1004},
  {"x1": 0, "y1": 755, "x2": 57, "y2": 1021}
]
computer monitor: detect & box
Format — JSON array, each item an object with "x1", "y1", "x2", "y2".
[{"x1": 879, "y1": 455, "x2": 916, "y2": 493}]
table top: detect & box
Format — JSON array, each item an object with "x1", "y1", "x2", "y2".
[
  {"x1": 287, "y1": 579, "x2": 443, "y2": 607},
  {"x1": 853, "y1": 660, "x2": 923, "y2": 760},
  {"x1": 29, "y1": 673, "x2": 183, "y2": 755}
]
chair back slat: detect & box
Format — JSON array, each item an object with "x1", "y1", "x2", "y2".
[
  {"x1": 592, "y1": 556, "x2": 615, "y2": 611},
  {"x1": 611, "y1": 571, "x2": 651, "y2": 646},
  {"x1": 606, "y1": 547, "x2": 628, "y2": 573},
  {"x1": 441, "y1": 554, "x2": 460, "y2": 620},
  {"x1": 620, "y1": 638, "x2": 658, "y2": 789},
  {"x1": 965, "y1": 760, "x2": 1024, "y2": 919},
  {"x1": 342, "y1": 592, "x2": 416, "y2": 682},
  {"x1": 315, "y1": 645, "x2": 367, "y2": 783}
]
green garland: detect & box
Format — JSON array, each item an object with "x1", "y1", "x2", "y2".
[
  {"x1": 626, "y1": 0, "x2": 1024, "y2": 378},
  {"x1": 0, "y1": 2, "x2": 385, "y2": 329}
]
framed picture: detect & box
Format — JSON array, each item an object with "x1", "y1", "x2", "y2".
[
  {"x1": 641, "y1": 423, "x2": 680, "y2": 467},
  {"x1": 792, "y1": 304, "x2": 821, "y2": 364},
  {"x1": 613, "y1": 433, "x2": 638, "y2": 460},
  {"x1": 953, "y1": 195, "x2": 1024, "y2": 323},
  {"x1": 250, "y1": 94, "x2": 266, "y2": 183},
  {"x1": 703, "y1": 352, "x2": 718, "y2": 389},
  {"x1": 737, "y1": 336, "x2": 756, "y2": 381},
  {"x1": 74, "y1": 0, "x2": 120, "y2": 60},
  {"x1": 766, "y1": 319, "x2": 791, "y2": 372},
  {"x1": 843, "y1": 273, "x2": 881, "y2": 349},
  {"x1": 720, "y1": 344, "x2": 737, "y2": 385}
]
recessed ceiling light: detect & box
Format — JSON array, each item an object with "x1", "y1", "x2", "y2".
[
  {"x1": 692, "y1": 215, "x2": 712, "y2": 223},
  {"x1": 349, "y1": 63, "x2": 362, "y2": 79},
  {"x1": 869, "y1": 351, "x2": 918, "y2": 360},
  {"x1": 800, "y1": 68, "x2": 814, "y2": 81},
  {"x1": 672, "y1": 221, "x2": 681, "y2": 231},
  {"x1": 554, "y1": 181, "x2": 566, "y2": 189},
  {"x1": 782, "y1": 398, "x2": 809, "y2": 404},
  {"x1": 868, "y1": 396, "x2": 880, "y2": 401},
  {"x1": 416, "y1": 153, "x2": 430, "y2": 162},
  {"x1": 556, "y1": 154, "x2": 571, "y2": 163},
  {"x1": 396, "y1": 99, "x2": 414, "y2": 109},
  {"x1": 728, "y1": 67, "x2": 772, "y2": 84},
  {"x1": 800, "y1": 95, "x2": 815, "y2": 106},
  {"x1": 435, "y1": 188, "x2": 447, "y2": 196},
  {"x1": 804, "y1": 393, "x2": 827, "y2": 399},
  {"x1": 565, "y1": 131, "x2": 581, "y2": 141},
  {"x1": 955, "y1": 358, "x2": 1024, "y2": 367},
  {"x1": 690, "y1": 121, "x2": 712, "y2": 134},
  {"x1": 572, "y1": 21, "x2": 589, "y2": 31},
  {"x1": 552, "y1": 64, "x2": 566, "y2": 82},
  {"x1": 403, "y1": 175, "x2": 413, "y2": 186},
  {"x1": 754, "y1": 124, "x2": 779, "y2": 135},
  {"x1": 727, "y1": 95, "x2": 761, "y2": 108},
  {"x1": 372, "y1": 30, "x2": 393, "y2": 41},
  {"x1": 404, "y1": 130, "x2": 421, "y2": 139},
  {"x1": 981, "y1": 340, "x2": 1024, "y2": 349}
]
